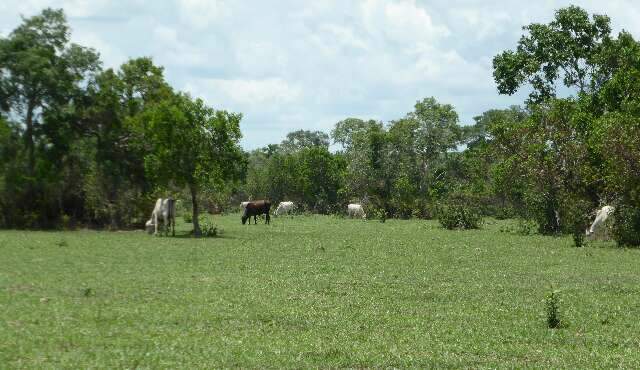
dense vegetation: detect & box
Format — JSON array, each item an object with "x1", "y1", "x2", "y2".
[
  {"x1": 2, "y1": 215, "x2": 640, "y2": 367},
  {"x1": 1, "y1": 6, "x2": 640, "y2": 245}
]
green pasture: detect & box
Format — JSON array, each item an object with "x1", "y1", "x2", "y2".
[{"x1": 1, "y1": 215, "x2": 639, "y2": 368}]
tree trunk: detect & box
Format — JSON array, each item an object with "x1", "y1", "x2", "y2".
[
  {"x1": 190, "y1": 183, "x2": 201, "y2": 237},
  {"x1": 24, "y1": 99, "x2": 36, "y2": 176}
]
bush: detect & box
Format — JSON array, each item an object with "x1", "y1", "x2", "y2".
[
  {"x1": 183, "y1": 213, "x2": 193, "y2": 223},
  {"x1": 546, "y1": 289, "x2": 564, "y2": 329},
  {"x1": 438, "y1": 204, "x2": 482, "y2": 230},
  {"x1": 561, "y1": 198, "x2": 593, "y2": 248},
  {"x1": 494, "y1": 205, "x2": 517, "y2": 220},
  {"x1": 612, "y1": 205, "x2": 640, "y2": 247},
  {"x1": 198, "y1": 215, "x2": 218, "y2": 237},
  {"x1": 368, "y1": 206, "x2": 387, "y2": 223}
]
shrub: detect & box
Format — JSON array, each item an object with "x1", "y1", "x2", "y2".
[
  {"x1": 438, "y1": 204, "x2": 481, "y2": 230},
  {"x1": 522, "y1": 191, "x2": 561, "y2": 235},
  {"x1": 198, "y1": 215, "x2": 218, "y2": 237},
  {"x1": 368, "y1": 206, "x2": 387, "y2": 223},
  {"x1": 183, "y1": 213, "x2": 193, "y2": 223},
  {"x1": 545, "y1": 289, "x2": 564, "y2": 329},
  {"x1": 516, "y1": 218, "x2": 537, "y2": 235},
  {"x1": 561, "y1": 198, "x2": 593, "y2": 248},
  {"x1": 612, "y1": 205, "x2": 640, "y2": 247},
  {"x1": 494, "y1": 205, "x2": 517, "y2": 220}
]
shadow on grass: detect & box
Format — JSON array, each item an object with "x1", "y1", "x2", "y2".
[{"x1": 168, "y1": 232, "x2": 236, "y2": 240}]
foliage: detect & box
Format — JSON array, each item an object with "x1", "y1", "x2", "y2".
[
  {"x1": 611, "y1": 205, "x2": 640, "y2": 247},
  {"x1": 136, "y1": 93, "x2": 245, "y2": 236},
  {"x1": 183, "y1": 213, "x2": 193, "y2": 224},
  {"x1": 243, "y1": 144, "x2": 345, "y2": 214},
  {"x1": 279, "y1": 130, "x2": 330, "y2": 153},
  {"x1": 493, "y1": 5, "x2": 612, "y2": 103},
  {"x1": 0, "y1": 8, "x2": 101, "y2": 228},
  {"x1": 546, "y1": 289, "x2": 563, "y2": 329},
  {"x1": 438, "y1": 197, "x2": 482, "y2": 230},
  {"x1": 197, "y1": 215, "x2": 218, "y2": 237}
]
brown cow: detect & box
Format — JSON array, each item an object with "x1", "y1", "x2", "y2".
[{"x1": 242, "y1": 200, "x2": 271, "y2": 225}]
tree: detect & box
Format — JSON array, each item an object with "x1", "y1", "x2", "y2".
[
  {"x1": 493, "y1": 5, "x2": 612, "y2": 103},
  {"x1": 79, "y1": 58, "x2": 173, "y2": 227},
  {"x1": 331, "y1": 118, "x2": 380, "y2": 150},
  {"x1": 279, "y1": 129, "x2": 330, "y2": 152},
  {"x1": 139, "y1": 94, "x2": 245, "y2": 236},
  {"x1": 0, "y1": 8, "x2": 101, "y2": 227},
  {"x1": 0, "y1": 8, "x2": 100, "y2": 176}
]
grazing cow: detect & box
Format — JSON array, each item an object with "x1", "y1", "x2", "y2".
[
  {"x1": 240, "y1": 201, "x2": 250, "y2": 209},
  {"x1": 275, "y1": 201, "x2": 295, "y2": 216},
  {"x1": 145, "y1": 219, "x2": 155, "y2": 234},
  {"x1": 586, "y1": 205, "x2": 615, "y2": 240},
  {"x1": 242, "y1": 200, "x2": 271, "y2": 225},
  {"x1": 347, "y1": 203, "x2": 366, "y2": 219},
  {"x1": 147, "y1": 198, "x2": 176, "y2": 236}
]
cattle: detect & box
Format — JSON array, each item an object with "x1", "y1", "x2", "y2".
[
  {"x1": 275, "y1": 201, "x2": 295, "y2": 216},
  {"x1": 242, "y1": 200, "x2": 271, "y2": 225},
  {"x1": 240, "y1": 201, "x2": 250, "y2": 209},
  {"x1": 145, "y1": 219, "x2": 155, "y2": 234},
  {"x1": 586, "y1": 205, "x2": 615, "y2": 240},
  {"x1": 146, "y1": 198, "x2": 176, "y2": 236},
  {"x1": 347, "y1": 203, "x2": 366, "y2": 219}
]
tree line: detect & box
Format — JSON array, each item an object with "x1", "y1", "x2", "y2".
[
  {"x1": 0, "y1": 9, "x2": 244, "y2": 236},
  {"x1": 2, "y1": 6, "x2": 639, "y2": 245}
]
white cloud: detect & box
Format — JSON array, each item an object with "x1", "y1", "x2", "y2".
[
  {"x1": 202, "y1": 78, "x2": 302, "y2": 106},
  {"x1": 178, "y1": 0, "x2": 229, "y2": 30},
  {"x1": 3, "y1": 0, "x2": 640, "y2": 148},
  {"x1": 72, "y1": 32, "x2": 124, "y2": 69}
]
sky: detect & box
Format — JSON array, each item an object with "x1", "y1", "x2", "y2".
[{"x1": 2, "y1": 1, "x2": 640, "y2": 150}]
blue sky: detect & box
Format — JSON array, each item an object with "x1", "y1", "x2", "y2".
[{"x1": 2, "y1": 1, "x2": 639, "y2": 149}]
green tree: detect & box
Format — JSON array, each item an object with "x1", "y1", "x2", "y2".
[
  {"x1": 332, "y1": 118, "x2": 380, "y2": 150},
  {"x1": 0, "y1": 8, "x2": 100, "y2": 176},
  {"x1": 139, "y1": 94, "x2": 245, "y2": 236},
  {"x1": 0, "y1": 8, "x2": 101, "y2": 227},
  {"x1": 79, "y1": 58, "x2": 173, "y2": 227},
  {"x1": 493, "y1": 5, "x2": 612, "y2": 103},
  {"x1": 279, "y1": 129, "x2": 330, "y2": 153}
]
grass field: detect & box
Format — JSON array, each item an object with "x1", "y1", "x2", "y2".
[{"x1": 1, "y1": 214, "x2": 640, "y2": 368}]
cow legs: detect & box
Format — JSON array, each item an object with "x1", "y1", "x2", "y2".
[
  {"x1": 163, "y1": 214, "x2": 168, "y2": 236},
  {"x1": 266, "y1": 213, "x2": 270, "y2": 224},
  {"x1": 171, "y1": 216, "x2": 175, "y2": 237},
  {"x1": 154, "y1": 211, "x2": 159, "y2": 236}
]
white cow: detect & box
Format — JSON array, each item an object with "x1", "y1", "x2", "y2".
[
  {"x1": 586, "y1": 205, "x2": 615, "y2": 240},
  {"x1": 240, "y1": 201, "x2": 250, "y2": 209},
  {"x1": 275, "y1": 201, "x2": 295, "y2": 216},
  {"x1": 347, "y1": 203, "x2": 366, "y2": 219},
  {"x1": 146, "y1": 198, "x2": 176, "y2": 236},
  {"x1": 145, "y1": 219, "x2": 155, "y2": 234}
]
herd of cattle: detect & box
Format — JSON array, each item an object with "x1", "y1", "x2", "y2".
[{"x1": 143, "y1": 197, "x2": 614, "y2": 240}]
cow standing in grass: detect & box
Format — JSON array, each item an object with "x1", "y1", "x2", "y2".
[
  {"x1": 347, "y1": 203, "x2": 366, "y2": 219},
  {"x1": 147, "y1": 198, "x2": 176, "y2": 236},
  {"x1": 242, "y1": 200, "x2": 271, "y2": 225},
  {"x1": 275, "y1": 201, "x2": 295, "y2": 216},
  {"x1": 586, "y1": 205, "x2": 615, "y2": 240}
]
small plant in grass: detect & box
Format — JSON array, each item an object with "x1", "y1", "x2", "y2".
[
  {"x1": 438, "y1": 204, "x2": 481, "y2": 230},
  {"x1": 183, "y1": 213, "x2": 193, "y2": 223},
  {"x1": 368, "y1": 207, "x2": 387, "y2": 223},
  {"x1": 198, "y1": 217, "x2": 218, "y2": 237},
  {"x1": 82, "y1": 287, "x2": 94, "y2": 297},
  {"x1": 546, "y1": 289, "x2": 563, "y2": 329}
]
